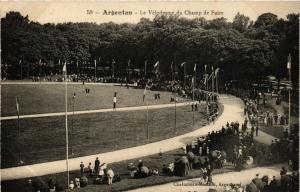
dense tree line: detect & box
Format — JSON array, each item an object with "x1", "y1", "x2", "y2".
[{"x1": 1, "y1": 11, "x2": 299, "y2": 88}]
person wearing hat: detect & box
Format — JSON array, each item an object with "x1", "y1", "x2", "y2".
[
  {"x1": 269, "y1": 176, "x2": 279, "y2": 191},
  {"x1": 80, "y1": 162, "x2": 84, "y2": 174},
  {"x1": 87, "y1": 162, "x2": 93, "y2": 176},
  {"x1": 252, "y1": 173, "x2": 260, "y2": 185},
  {"x1": 280, "y1": 166, "x2": 287, "y2": 177},
  {"x1": 138, "y1": 160, "x2": 143, "y2": 171},
  {"x1": 94, "y1": 157, "x2": 100, "y2": 174},
  {"x1": 25, "y1": 179, "x2": 34, "y2": 192},
  {"x1": 206, "y1": 165, "x2": 213, "y2": 185}
]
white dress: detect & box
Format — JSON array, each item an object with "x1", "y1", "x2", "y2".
[
  {"x1": 107, "y1": 169, "x2": 115, "y2": 179},
  {"x1": 99, "y1": 163, "x2": 107, "y2": 176}
]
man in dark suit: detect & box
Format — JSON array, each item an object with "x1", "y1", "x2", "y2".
[{"x1": 94, "y1": 157, "x2": 100, "y2": 174}]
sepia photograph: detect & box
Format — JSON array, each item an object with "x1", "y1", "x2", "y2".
[{"x1": 0, "y1": 1, "x2": 299, "y2": 192}]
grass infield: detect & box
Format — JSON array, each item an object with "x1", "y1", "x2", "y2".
[
  {"x1": 1, "y1": 104, "x2": 207, "y2": 168},
  {"x1": 1, "y1": 84, "x2": 203, "y2": 168},
  {"x1": 1, "y1": 84, "x2": 182, "y2": 116}
]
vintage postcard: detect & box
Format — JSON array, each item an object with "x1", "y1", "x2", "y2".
[{"x1": 0, "y1": 1, "x2": 299, "y2": 192}]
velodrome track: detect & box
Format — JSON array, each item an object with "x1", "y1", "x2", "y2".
[
  {"x1": 0, "y1": 102, "x2": 192, "y2": 121},
  {"x1": 0, "y1": 94, "x2": 276, "y2": 181},
  {"x1": 127, "y1": 163, "x2": 285, "y2": 192}
]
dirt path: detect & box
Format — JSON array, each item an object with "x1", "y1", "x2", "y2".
[{"x1": 127, "y1": 164, "x2": 285, "y2": 192}]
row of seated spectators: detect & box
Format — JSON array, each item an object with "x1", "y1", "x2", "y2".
[{"x1": 245, "y1": 168, "x2": 299, "y2": 192}]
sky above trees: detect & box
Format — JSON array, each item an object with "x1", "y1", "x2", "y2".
[{"x1": 0, "y1": 1, "x2": 299, "y2": 24}]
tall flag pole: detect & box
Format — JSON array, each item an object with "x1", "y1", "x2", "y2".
[
  {"x1": 83, "y1": 61, "x2": 86, "y2": 76},
  {"x1": 128, "y1": 59, "x2": 131, "y2": 83},
  {"x1": 94, "y1": 59, "x2": 97, "y2": 82},
  {"x1": 192, "y1": 76, "x2": 195, "y2": 126},
  {"x1": 154, "y1": 61, "x2": 159, "y2": 71},
  {"x1": 154, "y1": 61, "x2": 159, "y2": 78},
  {"x1": 192, "y1": 64, "x2": 197, "y2": 126},
  {"x1": 144, "y1": 60, "x2": 147, "y2": 78},
  {"x1": 174, "y1": 92, "x2": 177, "y2": 133},
  {"x1": 39, "y1": 59, "x2": 42, "y2": 83},
  {"x1": 113, "y1": 92, "x2": 117, "y2": 111},
  {"x1": 113, "y1": 92, "x2": 117, "y2": 148},
  {"x1": 287, "y1": 54, "x2": 292, "y2": 131},
  {"x1": 62, "y1": 61, "x2": 69, "y2": 188},
  {"x1": 143, "y1": 85, "x2": 149, "y2": 140},
  {"x1": 99, "y1": 57, "x2": 101, "y2": 77},
  {"x1": 76, "y1": 60, "x2": 79, "y2": 82},
  {"x1": 204, "y1": 65, "x2": 208, "y2": 117},
  {"x1": 172, "y1": 61, "x2": 176, "y2": 81},
  {"x1": 112, "y1": 59, "x2": 115, "y2": 82},
  {"x1": 19, "y1": 59, "x2": 23, "y2": 80},
  {"x1": 193, "y1": 64, "x2": 197, "y2": 88},
  {"x1": 215, "y1": 68, "x2": 220, "y2": 96},
  {"x1": 71, "y1": 92, "x2": 76, "y2": 155},
  {"x1": 16, "y1": 96, "x2": 22, "y2": 163},
  {"x1": 211, "y1": 66, "x2": 214, "y2": 101},
  {"x1": 58, "y1": 59, "x2": 61, "y2": 74},
  {"x1": 171, "y1": 61, "x2": 174, "y2": 81},
  {"x1": 180, "y1": 62, "x2": 186, "y2": 87}
]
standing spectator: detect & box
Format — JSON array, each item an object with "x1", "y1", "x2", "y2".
[
  {"x1": 94, "y1": 157, "x2": 100, "y2": 174},
  {"x1": 207, "y1": 165, "x2": 213, "y2": 185},
  {"x1": 244, "y1": 118, "x2": 248, "y2": 128},
  {"x1": 87, "y1": 162, "x2": 93, "y2": 176},
  {"x1": 274, "y1": 113, "x2": 278, "y2": 124},
  {"x1": 80, "y1": 162, "x2": 84, "y2": 174},
  {"x1": 280, "y1": 166, "x2": 287, "y2": 177},
  {"x1": 251, "y1": 126, "x2": 255, "y2": 135},
  {"x1": 285, "y1": 115, "x2": 289, "y2": 125},
  {"x1": 269, "y1": 176, "x2": 278, "y2": 191},
  {"x1": 107, "y1": 168, "x2": 115, "y2": 185},
  {"x1": 206, "y1": 146, "x2": 210, "y2": 155},
  {"x1": 199, "y1": 146, "x2": 203, "y2": 156},
  {"x1": 264, "y1": 116, "x2": 268, "y2": 126},
  {"x1": 252, "y1": 174, "x2": 260, "y2": 184},
  {"x1": 138, "y1": 160, "x2": 143, "y2": 171},
  {"x1": 195, "y1": 103, "x2": 198, "y2": 111},
  {"x1": 255, "y1": 126, "x2": 259, "y2": 137}
]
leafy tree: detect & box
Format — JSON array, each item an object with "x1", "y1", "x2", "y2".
[
  {"x1": 232, "y1": 12, "x2": 251, "y2": 32},
  {"x1": 254, "y1": 13, "x2": 278, "y2": 28},
  {"x1": 1, "y1": 11, "x2": 298, "y2": 86}
]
